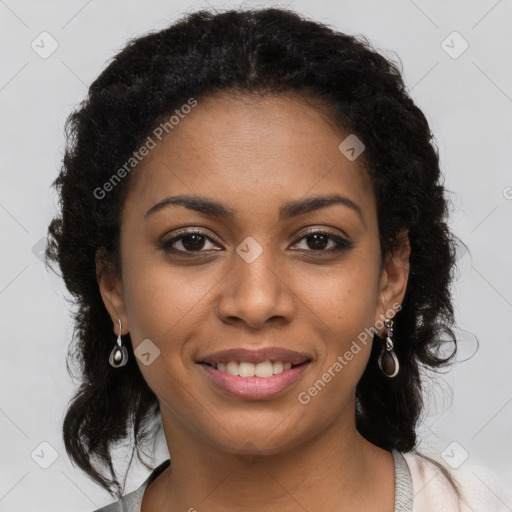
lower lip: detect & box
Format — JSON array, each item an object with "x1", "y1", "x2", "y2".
[{"x1": 199, "y1": 362, "x2": 311, "y2": 400}]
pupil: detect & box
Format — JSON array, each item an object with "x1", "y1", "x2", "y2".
[
  {"x1": 183, "y1": 234, "x2": 205, "y2": 251},
  {"x1": 307, "y1": 233, "x2": 327, "y2": 250}
]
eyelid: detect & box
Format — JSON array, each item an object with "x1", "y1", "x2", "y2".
[
  {"x1": 294, "y1": 226, "x2": 350, "y2": 242},
  {"x1": 163, "y1": 227, "x2": 222, "y2": 245}
]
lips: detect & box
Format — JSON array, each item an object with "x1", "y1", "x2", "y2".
[
  {"x1": 199, "y1": 359, "x2": 311, "y2": 399},
  {"x1": 197, "y1": 347, "x2": 313, "y2": 399},
  {"x1": 199, "y1": 347, "x2": 312, "y2": 366}
]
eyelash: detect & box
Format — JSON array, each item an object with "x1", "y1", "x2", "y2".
[{"x1": 159, "y1": 228, "x2": 353, "y2": 256}]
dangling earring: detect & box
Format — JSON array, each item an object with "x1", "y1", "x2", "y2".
[
  {"x1": 109, "y1": 318, "x2": 128, "y2": 368},
  {"x1": 377, "y1": 316, "x2": 399, "y2": 377}
]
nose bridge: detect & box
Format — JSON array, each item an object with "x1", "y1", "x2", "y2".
[{"x1": 216, "y1": 236, "x2": 294, "y2": 327}]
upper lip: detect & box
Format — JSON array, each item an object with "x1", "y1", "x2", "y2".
[{"x1": 199, "y1": 347, "x2": 312, "y2": 366}]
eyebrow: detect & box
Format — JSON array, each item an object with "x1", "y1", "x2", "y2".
[{"x1": 145, "y1": 193, "x2": 365, "y2": 226}]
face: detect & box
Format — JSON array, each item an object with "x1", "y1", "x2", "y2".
[{"x1": 98, "y1": 92, "x2": 409, "y2": 457}]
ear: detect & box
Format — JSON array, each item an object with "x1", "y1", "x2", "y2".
[
  {"x1": 375, "y1": 229, "x2": 410, "y2": 330},
  {"x1": 96, "y1": 248, "x2": 129, "y2": 335}
]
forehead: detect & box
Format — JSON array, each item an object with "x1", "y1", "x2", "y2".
[{"x1": 123, "y1": 92, "x2": 376, "y2": 226}]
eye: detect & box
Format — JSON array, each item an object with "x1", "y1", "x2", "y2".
[
  {"x1": 159, "y1": 228, "x2": 353, "y2": 256},
  {"x1": 160, "y1": 229, "x2": 221, "y2": 254},
  {"x1": 290, "y1": 230, "x2": 353, "y2": 253}
]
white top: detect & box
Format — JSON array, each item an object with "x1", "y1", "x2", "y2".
[
  {"x1": 402, "y1": 450, "x2": 512, "y2": 511},
  {"x1": 92, "y1": 449, "x2": 511, "y2": 511}
]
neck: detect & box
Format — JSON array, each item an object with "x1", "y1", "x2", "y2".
[{"x1": 142, "y1": 405, "x2": 395, "y2": 512}]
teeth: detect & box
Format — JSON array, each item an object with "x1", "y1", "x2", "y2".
[
  {"x1": 226, "y1": 361, "x2": 239, "y2": 376},
  {"x1": 239, "y1": 361, "x2": 255, "y2": 377},
  {"x1": 272, "y1": 361, "x2": 284, "y2": 374},
  {"x1": 213, "y1": 360, "x2": 296, "y2": 377}
]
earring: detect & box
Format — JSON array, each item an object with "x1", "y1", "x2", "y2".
[
  {"x1": 377, "y1": 316, "x2": 399, "y2": 377},
  {"x1": 109, "y1": 318, "x2": 128, "y2": 368}
]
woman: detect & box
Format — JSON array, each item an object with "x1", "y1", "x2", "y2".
[{"x1": 45, "y1": 7, "x2": 508, "y2": 512}]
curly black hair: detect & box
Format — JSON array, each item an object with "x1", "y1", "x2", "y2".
[{"x1": 45, "y1": 6, "x2": 468, "y2": 500}]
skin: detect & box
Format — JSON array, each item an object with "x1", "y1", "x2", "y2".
[{"x1": 98, "y1": 92, "x2": 410, "y2": 512}]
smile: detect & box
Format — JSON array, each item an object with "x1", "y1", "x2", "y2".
[
  {"x1": 205, "y1": 360, "x2": 299, "y2": 377},
  {"x1": 199, "y1": 360, "x2": 311, "y2": 400}
]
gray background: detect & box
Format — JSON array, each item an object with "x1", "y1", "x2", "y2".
[{"x1": 1, "y1": 0, "x2": 511, "y2": 510}]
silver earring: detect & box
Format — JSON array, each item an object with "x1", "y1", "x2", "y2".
[
  {"x1": 377, "y1": 317, "x2": 399, "y2": 377},
  {"x1": 109, "y1": 318, "x2": 128, "y2": 368}
]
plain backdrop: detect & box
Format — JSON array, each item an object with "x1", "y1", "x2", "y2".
[{"x1": 1, "y1": 0, "x2": 511, "y2": 510}]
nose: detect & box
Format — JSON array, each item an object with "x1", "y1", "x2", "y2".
[{"x1": 216, "y1": 246, "x2": 295, "y2": 331}]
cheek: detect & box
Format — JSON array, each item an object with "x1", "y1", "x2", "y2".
[
  {"x1": 121, "y1": 249, "x2": 222, "y2": 354},
  {"x1": 296, "y1": 283, "x2": 376, "y2": 411},
  {"x1": 293, "y1": 250, "x2": 380, "y2": 327},
  {"x1": 292, "y1": 253, "x2": 379, "y2": 381},
  {"x1": 121, "y1": 259, "x2": 206, "y2": 397},
  {"x1": 125, "y1": 268, "x2": 194, "y2": 339}
]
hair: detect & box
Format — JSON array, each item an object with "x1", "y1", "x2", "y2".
[{"x1": 46, "y1": 6, "x2": 470, "y2": 502}]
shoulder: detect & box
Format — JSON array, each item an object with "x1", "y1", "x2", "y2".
[
  {"x1": 89, "y1": 486, "x2": 146, "y2": 512},
  {"x1": 89, "y1": 459, "x2": 171, "y2": 512},
  {"x1": 402, "y1": 449, "x2": 512, "y2": 512}
]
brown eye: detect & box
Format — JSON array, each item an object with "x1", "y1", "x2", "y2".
[
  {"x1": 160, "y1": 230, "x2": 221, "y2": 254},
  {"x1": 291, "y1": 231, "x2": 353, "y2": 253},
  {"x1": 177, "y1": 233, "x2": 207, "y2": 251},
  {"x1": 301, "y1": 233, "x2": 332, "y2": 251}
]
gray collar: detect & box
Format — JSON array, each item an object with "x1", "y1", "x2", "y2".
[{"x1": 392, "y1": 448, "x2": 414, "y2": 511}]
